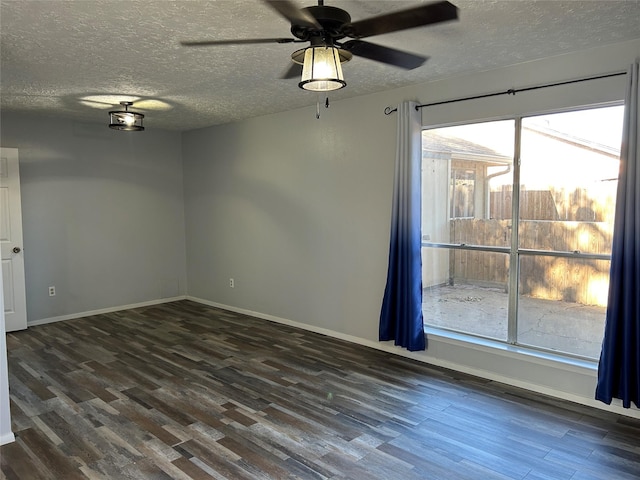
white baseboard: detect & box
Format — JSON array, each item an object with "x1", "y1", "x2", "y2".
[
  {"x1": 186, "y1": 296, "x2": 375, "y2": 345},
  {"x1": 0, "y1": 432, "x2": 15, "y2": 446},
  {"x1": 28, "y1": 296, "x2": 187, "y2": 327},
  {"x1": 186, "y1": 296, "x2": 640, "y2": 420}
]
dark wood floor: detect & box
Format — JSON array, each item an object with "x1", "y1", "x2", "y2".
[{"x1": 1, "y1": 301, "x2": 639, "y2": 479}]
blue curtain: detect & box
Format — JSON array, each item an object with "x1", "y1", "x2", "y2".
[
  {"x1": 596, "y1": 63, "x2": 640, "y2": 408},
  {"x1": 380, "y1": 101, "x2": 425, "y2": 351}
]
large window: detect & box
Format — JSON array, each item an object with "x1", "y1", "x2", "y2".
[{"x1": 421, "y1": 105, "x2": 623, "y2": 359}]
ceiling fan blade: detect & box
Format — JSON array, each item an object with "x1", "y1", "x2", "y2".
[
  {"x1": 341, "y1": 40, "x2": 427, "y2": 70},
  {"x1": 262, "y1": 0, "x2": 321, "y2": 30},
  {"x1": 281, "y1": 63, "x2": 303, "y2": 79},
  {"x1": 343, "y1": 1, "x2": 458, "y2": 39},
  {"x1": 181, "y1": 38, "x2": 298, "y2": 47}
]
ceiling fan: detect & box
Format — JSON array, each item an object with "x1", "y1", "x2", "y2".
[{"x1": 181, "y1": 0, "x2": 459, "y2": 92}]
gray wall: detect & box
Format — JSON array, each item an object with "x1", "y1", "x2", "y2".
[
  {"x1": 0, "y1": 113, "x2": 187, "y2": 321},
  {"x1": 183, "y1": 99, "x2": 394, "y2": 339}
]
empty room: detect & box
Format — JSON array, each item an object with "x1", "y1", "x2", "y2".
[{"x1": 1, "y1": 1, "x2": 640, "y2": 479}]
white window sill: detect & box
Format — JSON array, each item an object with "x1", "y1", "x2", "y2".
[{"x1": 424, "y1": 325, "x2": 598, "y2": 373}]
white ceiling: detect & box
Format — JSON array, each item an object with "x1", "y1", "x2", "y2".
[{"x1": 2, "y1": 0, "x2": 640, "y2": 131}]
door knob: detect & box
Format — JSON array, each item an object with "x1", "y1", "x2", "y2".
[{"x1": 12, "y1": 246, "x2": 21, "y2": 253}]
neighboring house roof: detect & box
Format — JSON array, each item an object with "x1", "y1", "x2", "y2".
[
  {"x1": 423, "y1": 132, "x2": 512, "y2": 166},
  {"x1": 523, "y1": 123, "x2": 620, "y2": 159},
  {"x1": 423, "y1": 122, "x2": 620, "y2": 166}
]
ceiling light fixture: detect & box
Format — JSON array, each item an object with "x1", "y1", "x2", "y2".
[
  {"x1": 108, "y1": 101, "x2": 144, "y2": 131},
  {"x1": 299, "y1": 45, "x2": 345, "y2": 91},
  {"x1": 292, "y1": 40, "x2": 350, "y2": 92}
]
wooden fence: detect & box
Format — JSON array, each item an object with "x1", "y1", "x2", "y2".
[{"x1": 448, "y1": 219, "x2": 612, "y2": 306}]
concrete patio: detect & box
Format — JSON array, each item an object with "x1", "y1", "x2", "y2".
[{"x1": 423, "y1": 283, "x2": 606, "y2": 359}]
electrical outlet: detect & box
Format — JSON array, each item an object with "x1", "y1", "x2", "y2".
[
  {"x1": 229, "y1": 278, "x2": 235, "y2": 288},
  {"x1": 48, "y1": 286, "x2": 56, "y2": 297}
]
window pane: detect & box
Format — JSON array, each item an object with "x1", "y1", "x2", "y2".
[
  {"x1": 517, "y1": 105, "x2": 623, "y2": 358},
  {"x1": 422, "y1": 121, "x2": 513, "y2": 341},
  {"x1": 423, "y1": 248, "x2": 509, "y2": 341},
  {"x1": 451, "y1": 168, "x2": 476, "y2": 218},
  {"x1": 519, "y1": 107, "x2": 622, "y2": 253},
  {"x1": 422, "y1": 121, "x2": 515, "y2": 247},
  {"x1": 517, "y1": 255, "x2": 610, "y2": 358}
]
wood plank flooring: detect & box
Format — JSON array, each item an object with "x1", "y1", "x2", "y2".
[{"x1": 1, "y1": 300, "x2": 639, "y2": 479}]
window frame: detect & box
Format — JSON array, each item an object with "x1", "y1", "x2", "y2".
[{"x1": 421, "y1": 101, "x2": 623, "y2": 360}]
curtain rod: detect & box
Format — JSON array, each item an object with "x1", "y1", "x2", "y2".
[{"x1": 383, "y1": 71, "x2": 627, "y2": 115}]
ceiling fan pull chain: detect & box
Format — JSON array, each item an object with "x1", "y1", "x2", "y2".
[{"x1": 315, "y1": 93, "x2": 330, "y2": 119}]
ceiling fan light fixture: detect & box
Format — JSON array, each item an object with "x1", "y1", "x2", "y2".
[
  {"x1": 109, "y1": 101, "x2": 145, "y2": 131},
  {"x1": 298, "y1": 45, "x2": 346, "y2": 92}
]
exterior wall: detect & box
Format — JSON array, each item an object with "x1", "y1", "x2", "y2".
[{"x1": 422, "y1": 156, "x2": 450, "y2": 287}]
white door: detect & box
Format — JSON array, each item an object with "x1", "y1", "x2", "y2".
[{"x1": 0, "y1": 148, "x2": 27, "y2": 331}]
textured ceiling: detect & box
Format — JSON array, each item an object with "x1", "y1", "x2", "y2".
[{"x1": 2, "y1": 0, "x2": 640, "y2": 131}]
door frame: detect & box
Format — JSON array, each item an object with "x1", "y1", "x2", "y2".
[{"x1": 1, "y1": 147, "x2": 27, "y2": 331}]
